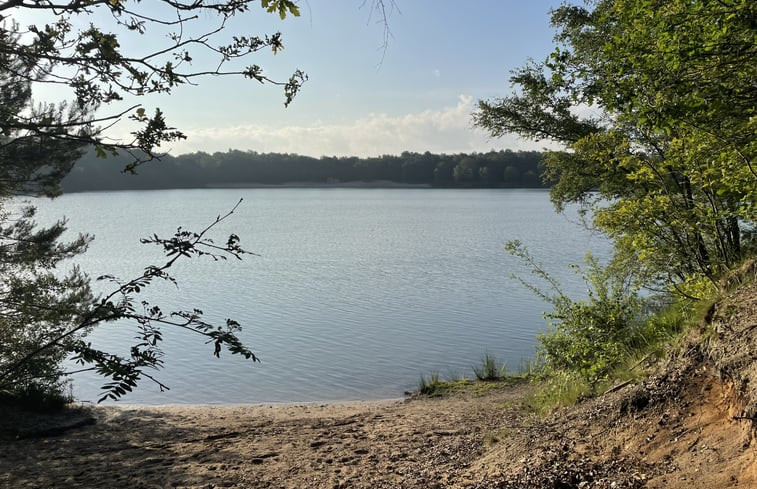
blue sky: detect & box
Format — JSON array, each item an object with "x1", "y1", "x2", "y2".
[{"x1": 22, "y1": 1, "x2": 566, "y2": 157}]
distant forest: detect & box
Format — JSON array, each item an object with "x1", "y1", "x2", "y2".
[{"x1": 62, "y1": 149, "x2": 548, "y2": 192}]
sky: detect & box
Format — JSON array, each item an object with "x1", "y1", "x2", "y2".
[{"x1": 20, "y1": 1, "x2": 567, "y2": 157}]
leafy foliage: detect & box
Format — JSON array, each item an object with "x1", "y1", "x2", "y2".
[
  {"x1": 0, "y1": 0, "x2": 308, "y2": 404},
  {"x1": 0, "y1": 40, "x2": 95, "y2": 400},
  {"x1": 506, "y1": 241, "x2": 645, "y2": 386},
  {"x1": 477, "y1": 0, "x2": 756, "y2": 292},
  {"x1": 0, "y1": 0, "x2": 306, "y2": 168},
  {"x1": 0, "y1": 199, "x2": 261, "y2": 403},
  {"x1": 0, "y1": 204, "x2": 92, "y2": 401},
  {"x1": 481, "y1": 0, "x2": 756, "y2": 408}
]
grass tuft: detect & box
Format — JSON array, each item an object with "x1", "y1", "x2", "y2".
[
  {"x1": 415, "y1": 373, "x2": 481, "y2": 397},
  {"x1": 417, "y1": 372, "x2": 443, "y2": 396},
  {"x1": 472, "y1": 352, "x2": 507, "y2": 381},
  {"x1": 522, "y1": 370, "x2": 593, "y2": 415}
]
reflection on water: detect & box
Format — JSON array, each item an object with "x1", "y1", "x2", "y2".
[{"x1": 34, "y1": 188, "x2": 610, "y2": 404}]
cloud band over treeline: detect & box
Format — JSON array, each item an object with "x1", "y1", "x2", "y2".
[{"x1": 171, "y1": 95, "x2": 550, "y2": 157}]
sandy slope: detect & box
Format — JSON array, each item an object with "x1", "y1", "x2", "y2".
[{"x1": 463, "y1": 282, "x2": 757, "y2": 488}]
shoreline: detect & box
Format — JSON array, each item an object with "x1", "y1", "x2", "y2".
[
  {"x1": 95, "y1": 396, "x2": 408, "y2": 410},
  {"x1": 61, "y1": 182, "x2": 550, "y2": 194}
]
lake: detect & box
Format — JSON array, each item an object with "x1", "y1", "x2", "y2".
[{"x1": 33, "y1": 188, "x2": 610, "y2": 405}]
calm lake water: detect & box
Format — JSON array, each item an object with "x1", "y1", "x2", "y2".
[{"x1": 33, "y1": 188, "x2": 610, "y2": 405}]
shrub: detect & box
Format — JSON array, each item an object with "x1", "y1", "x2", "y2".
[
  {"x1": 507, "y1": 241, "x2": 646, "y2": 387},
  {"x1": 0, "y1": 380, "x2": 73, "y2": 412}
]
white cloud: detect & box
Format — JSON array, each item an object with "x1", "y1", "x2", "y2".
[{"x1": 169, "y1": 95, "x2": 555, "y2": 157}]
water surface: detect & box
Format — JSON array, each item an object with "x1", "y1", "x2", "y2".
[{"x1": 34, "y1": 188, "x2": 610, "y2": 404}]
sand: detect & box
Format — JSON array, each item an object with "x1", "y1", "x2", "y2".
[
  {"x1": 2, "y1": 370, "x2": 756, "y2": 488},
  {"x1": 0, "y1": 383, "x2": 529, "y2": 489}
]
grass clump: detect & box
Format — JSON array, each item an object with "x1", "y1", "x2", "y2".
[
  {"x1": 472, "y1": 353, "x2": 507, "y2": 381},
  {"x1": 417, "y1": 372, "x2": 444, "y2": 396},
  {"x1": 417, "y1": 372, "x2": 440, "y2": 395},
  {"x1": 415, "y1": 360, "x2": 527, "y2": 398},
  {"x1": 415, "y1": 373, "x2": 516, "y2": 397}
]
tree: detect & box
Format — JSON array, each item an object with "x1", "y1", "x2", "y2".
[
  {"x1": 452, "y1": 157, "x2": 478, "y2": 184},
  {"x1": 0, "y1": 0, "x2": 401, "y2": 404},
  {"x1": 475, "y1": 0, "x2": 756, "y2": 294},
  {"x1": 0, "y1": 0, "x2": 305, "y2": 403},
  {"x1": 0, "y1": 0, "x2": 306, "y2": 168}
]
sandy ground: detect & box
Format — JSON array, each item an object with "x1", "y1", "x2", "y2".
[
  {"x1": 0, "y1": 383, "x2": 530, "y2": 489},
  {"x1": 1, "y1": 367, "x2": 756, "y2": 489}
]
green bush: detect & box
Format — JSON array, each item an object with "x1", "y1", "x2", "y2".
[
  {"x1": 540, "y1": 284, "x2": 643, "y2": 386},
  {"x1": 507, "y1": 242, "x2": 646, "y2": 386},
  {"x1": 0, "y1": 380, "x2": 72, "y2": 412}
]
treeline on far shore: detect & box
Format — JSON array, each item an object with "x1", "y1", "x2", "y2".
[{"x1": 61, "y1": 148, "x2": 548, "y2": 192}]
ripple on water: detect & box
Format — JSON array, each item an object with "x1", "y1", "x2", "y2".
[{"x1": 31, "y1": 188, "x2": 610, "y2": 404}]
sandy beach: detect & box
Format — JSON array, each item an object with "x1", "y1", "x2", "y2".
[
  {"x1": 0, "y1": 383, "x2": 530, "y2": 489},
  {"x1": 2, "y1": 365, "x2": 757, "y2": 488}
]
